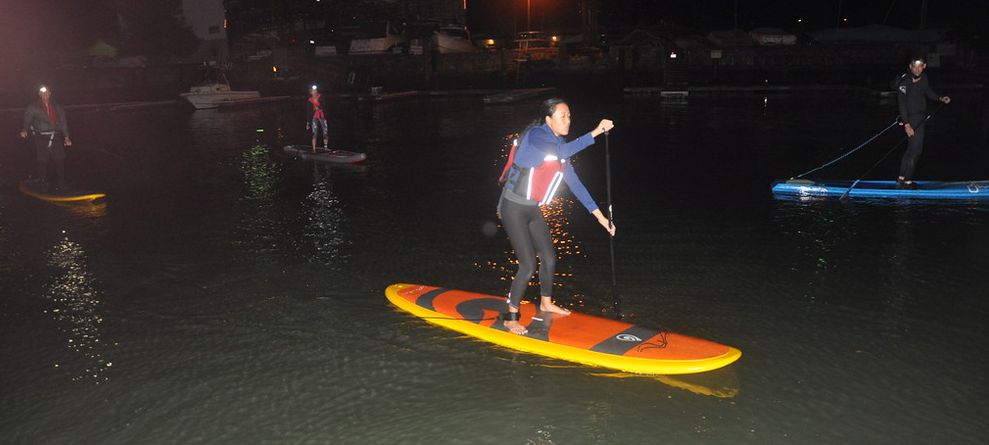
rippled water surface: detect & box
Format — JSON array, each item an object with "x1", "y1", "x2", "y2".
[{"x1": 1, "y1": 92, "x2": 988, "y2": 444}]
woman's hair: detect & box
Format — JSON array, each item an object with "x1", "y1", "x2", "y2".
[
  {"x1": 520, "y1": 97, "x2": 567, "y2": 141},
  {"x1": 540, "y1": 97, "x2": 566, "y2": 118}
]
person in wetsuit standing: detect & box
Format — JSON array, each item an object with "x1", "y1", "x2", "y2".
[
  {"x1": 306, "y1": 85, "x2": 329, "y2": 153},
  {"x1": 896, "y1": 57, "x2": 950, "y2": 188},
  {"x1": 497, "y1": 98, "x2": 615, "y2": 335},
  {"x1": 19, "y1": 85, "x2": 71, "y2": 191}
]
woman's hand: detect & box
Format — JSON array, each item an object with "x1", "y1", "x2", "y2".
[
  {"x1": 591, "y1": 119, "x2": 614, "y2": 138},
  {"x1": 592, "y1": 209, "x2": 616, "y2": 236}
]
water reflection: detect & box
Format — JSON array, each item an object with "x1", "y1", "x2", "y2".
[
  {"x1": 301, "y1": 163, "x2": 349, "y2": 268},
  {"x1": 241, "y1": 141, "x2": 280, "y2": 201},
  {"x1": 591, "y1": 366, "x2": 741, "y2": 399},
  {"x1": 234, "y1": 139, "x2": 288, "y2": 256},
  {"x1": 54, "y1": 201, "x2": 108, "y2": 220},
  {"x1": 772, "y1": 201, "x2": 855, "y2": 278},
  {"x1": 44, "y1": 234, "x2": 114, "y2": 384}
]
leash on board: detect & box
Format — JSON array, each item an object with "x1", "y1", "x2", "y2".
[
  {"x1": 839, "y1": 103, "x2": 947, "y2": 201},
  {"x1": 790, "y1": 119, "x2": 900, "y2": 180}
]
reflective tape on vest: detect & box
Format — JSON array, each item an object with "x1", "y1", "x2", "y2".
[{"x1": 525, "y1": 155, "x2": 565, "y2": 205}]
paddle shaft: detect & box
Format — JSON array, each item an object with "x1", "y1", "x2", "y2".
[
  {"x1": 840, "y1": 103, "x2": 946, "y2": 201},
  {"x1": 604, "y1": 131, "x2": 621, "y2": 319}
]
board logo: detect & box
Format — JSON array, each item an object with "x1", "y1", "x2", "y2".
[{"x1": 616, "y1": 333, "x2": 643, "y2": 342}]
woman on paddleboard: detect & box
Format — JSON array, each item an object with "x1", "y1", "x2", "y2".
[
  {"x1": 306, "y1": 85, "x2": 329, "y2": 153},
  {"x1": 497, "y1": 98, "x2": 615, "y2": 335}
]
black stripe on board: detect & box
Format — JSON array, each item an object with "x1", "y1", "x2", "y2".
[
  {"x1": 415, "y1": 288, "x2": 450, "y2": 311},
  {"x1": 589, "y1": 326, "x2": 665, "y2": 356}
]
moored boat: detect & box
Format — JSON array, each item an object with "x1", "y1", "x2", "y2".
[{"x1": 180, "y1": 82, "x2": 260, "y2": 109}]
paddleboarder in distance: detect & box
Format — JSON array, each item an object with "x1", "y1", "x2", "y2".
[
  {"x1": 896, "y1": 57, "x2": 950, "y2": 189},
  {"x1": 19, "y1": 85, "x2": 72, "y2": 192},
  {"x1": 306, "y1": 85, "x2": 329, "y2": 153},
  {"x1": 497, "y1": 98, "x2": 615, "y2": 335}
]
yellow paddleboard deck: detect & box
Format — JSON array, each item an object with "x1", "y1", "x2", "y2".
[
  {"x1": 386, "y1": 283, "x2": 741, "y2": 375},
  {"x1": 19, "y1": 179, "x2": 106, "y2": 203}
]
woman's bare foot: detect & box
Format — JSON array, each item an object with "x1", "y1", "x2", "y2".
[
  {"x1": 504, "y1": 320, "x2": 527, "y2": 335},
  {"x1": 539, "y1": 297, "x2": 571, "y2": 315}
]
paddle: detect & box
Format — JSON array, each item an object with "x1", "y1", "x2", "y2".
[
  {"x1": 839, "y1": 102, "x2": 946, "y2": 201},
  {"x1": 789, "y1": 119, "x2": 899, "y2": 180},
  {"x1": 604, "y1": 131, "x2": 622, "y2": 320}
]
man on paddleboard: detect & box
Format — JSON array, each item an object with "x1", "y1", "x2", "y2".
[
  {"x1": 497, "y1": 98, "x2": 615, "y2": 335},
  {"x1": 896, "y1": 57, "x2": 950, "y2": 189},
  {"x1": 306, "y1": 85, "x2": 329, "y2": 153},
  {"x1": 20, "y1": 85, "x2": 72, "y2": 192}
]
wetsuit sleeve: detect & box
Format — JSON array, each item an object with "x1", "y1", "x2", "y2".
[
  {"x1": 897, "y1": 78, "x2": 909, "y2": 124},
  {"x1": 563, "y1": 165, "x2": 599, "y2": 213},
  {"x1": 22, "y1": 107, "x2": 32, "y2": 133},
  {"x1": 57, "y1": 105, "x2": 69, "y2": 138},
  {"x1": 527, "y1": 128, "x2": 595, "y2": 159},
  {"x1": 923, "y1": 79, "x2": 941, "y2": 101}
]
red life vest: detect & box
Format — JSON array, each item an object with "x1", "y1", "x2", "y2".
[
  {"x1": 42, "y1": 100, "x2": 58, "y2": 125},
  {"x1": 522, "y1": 155, "x2": 565, "y2": 205},
  {"x1": 308, "y1": 94, "x2": 324, "y2": 119},
  {"x1": 499, "y1": 138, "x2": 566, "y2": 206}
]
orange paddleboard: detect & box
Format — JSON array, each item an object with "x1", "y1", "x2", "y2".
[{"x1": 386, "y1": 283, "x2": 742, "y2": 375}]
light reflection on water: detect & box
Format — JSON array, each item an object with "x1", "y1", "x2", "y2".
[
  {"x1": 241, "y1": 142, "x2": 280, "y2": 202},
  {"x1": 234, "y1": 140, "x2": 287, "y2": 255},
  {"x1": 44, "y1": 235, "x2": 114, "y2": 384},
  {"x1": 302, "y1": 163, "x2": 349, "y2": 268}
]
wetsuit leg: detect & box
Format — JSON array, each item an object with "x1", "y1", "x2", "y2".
[
  {"x1": 35, "y1": 135, "x2": 52, "y2": 182},
  {"x1": 899, "y1": 124, "x2": 926, "y2": 181},
  {"x1": 318, "y1": 118, "x2": 329, "y2": 147},
  {"x1": 54, "y1": 160, "x2": 65, "y2": 187},
  {"x1": 499, "y1": 197, "x2": 540, "y2": 309},
  {"x1": 528, "y1": 212, "x2": 555, "y2": 297},
  {"x1": 50, "y1": 137, "x2": 66, "y2": 187}
]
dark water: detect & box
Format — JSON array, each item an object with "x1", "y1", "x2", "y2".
[{"x1": 1, "y1": 92, "x2": 988, "y2": 444}]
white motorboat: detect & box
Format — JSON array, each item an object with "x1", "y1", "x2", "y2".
[
  {"x1": 433, "y1": 26, "x2": 477, "y2": 54},
  {"x1": 348, "y1": 21, "x2": 405, "y2": 55},
  {"x1": 748, "y1": 28, "x2": 797, "y2": 46},
  {"x1": 180, "y1": 82, "x2": 261, "y2": 109}
]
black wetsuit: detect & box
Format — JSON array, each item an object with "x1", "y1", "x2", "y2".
[
  {"x1": 22, "y1": 100, "x2": 70, "y2": 186},
  {"x1": 498, "y1": 189, "x2": 557, "y2": 309},
  {"x1": 497, "y1": 124, "x2": 598, "y2": 310},
  {"x1": 896, "y1": 73, "x2": 941, "y2": 181}
]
